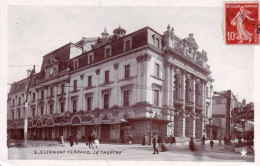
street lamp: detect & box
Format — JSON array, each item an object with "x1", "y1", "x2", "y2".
[{"x1": 149, "y1": 110, "x2": 153, "y2": 145}]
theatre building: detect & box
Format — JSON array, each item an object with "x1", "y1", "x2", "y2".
[{"x1": 7, "y1": 25, "x2": 213, "y2": 143}]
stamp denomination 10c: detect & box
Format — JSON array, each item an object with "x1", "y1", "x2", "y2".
[{"x1": 225, "y1": 2, "x2": 259, "y2": 44}]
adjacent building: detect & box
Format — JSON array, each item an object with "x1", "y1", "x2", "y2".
[
  {"x1": 7, "y1": 25, "x2": 214, "y2": 143},
  {"x1": 212, "y1": 91, "x2": 244, "y2": 139}
]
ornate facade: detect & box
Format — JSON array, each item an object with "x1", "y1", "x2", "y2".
[{"x1": 7, "y1": 25, "x2": 214, "y2": 143}]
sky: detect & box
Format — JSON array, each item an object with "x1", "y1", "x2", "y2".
[{"x1": 7, "y1": 6, "x2": 254, "y2": 102}]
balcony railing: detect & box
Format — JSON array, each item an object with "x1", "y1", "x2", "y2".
[
  {"x1": 174, "y1": 90, "x2": 183, "y2": 100},
  {"x1": 185, "y1": 92, "x2": 194, "y2": 103},
  {"x1": 196, "y1": 95, "x2": 203, "y2": 106}
]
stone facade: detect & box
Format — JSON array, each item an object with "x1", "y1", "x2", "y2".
[{"x1": 7, "y1": 25, "x2": 213, "y2": 143}]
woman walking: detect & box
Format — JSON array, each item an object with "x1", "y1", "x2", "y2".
[{"x1": 152, "y1": 132, "x2": 159, "y2": 154}]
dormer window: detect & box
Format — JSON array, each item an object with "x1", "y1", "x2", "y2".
[
  {"x1": 74, "y1": 60, "x2": 79, "y2": 69},
  {"x1": 104, "y1": 46, "x2": 111, "y2": 58},
  {"x1": 88, "y1": 53, "x2": 94, "y2": 64},
  {"x1": 124, "y1": 37, "x2": 132, "y2": 52},
  {"x1": 152, "y1": 34, "x2": 161, "y2": 49}
]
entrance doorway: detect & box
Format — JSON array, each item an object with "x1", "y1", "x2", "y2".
[{"x1": 101, "y1": 124, "x2": 110, "y2": 142}]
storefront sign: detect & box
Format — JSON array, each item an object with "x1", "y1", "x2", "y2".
[{"x1": 231, "y1": 106, "x2": 254, "y2": 120}]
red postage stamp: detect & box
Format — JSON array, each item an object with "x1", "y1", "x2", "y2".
[{"x1": 225, "y1": 2, "x2": 259, "y2": 44}]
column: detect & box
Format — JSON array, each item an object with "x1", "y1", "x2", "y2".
[
  {"x1": 65, "y1": 80, "x2": 70, "y2": 112},
  {"x1": 163, "y1": 63, "x2": 170, "y2": 106},
  {"x1": 95, "y1": 69, "x2": 100, "y2": 109},
  {"x1": 136, "y1": 58, "x2": 141, "y2": 103},
  {"x1": 44, "y1": 88, "x2": 47, "y2": 115},
  {"x1": 169, "y1": 65, "x2": 174, "y2": 107},
  {"x1": 180, "y1": 71, "x2": 186, "y2": 137},
  {"x1": 54, "y1": 84, "x2": 57, "y2": 113},
  {"x1": 113, "y1": 63, "x2": 119, "y2": 106},
  {"x1": 192, "y1": 78, "x2": 196, "y2": 138}
]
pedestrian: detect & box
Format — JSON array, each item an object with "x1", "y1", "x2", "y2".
[
  {"x1": 189, "y1": 137, "x2": 195, "y2": 151},
  {"x1": 218, "y1": 135, "x2": 222, "y2": 145},
  {"x1": 75, "y1": 134, "x2": 79, "y2": 145},
  {"x1": 88, "y1": 134, "x2": 93, "y2": 149},
  {"x1": 202, "y1": 135, "x2": 206, "y2": 145},
  {"x1": 160, "y1": 135, "x2": 167, "y2": 152},
  {"x1": 152, "y1": 132, "x2": 159, "y2": 154},
  {"x1": 93, "y1": 137, "x2": 99, "y2": 149},
  {"x1": 142, "y1": 135, "x2": 146, "y2": 145},
  {"x1": 169, "y1": 135, "x2": 173, "y2": 146},
  {"x1": 69, "y1": 135, "x2": 74, "y2": 147},
  {"x1": 224, "y1": 136, "x2": 227, "y2": 145},
  {"x1": 158, "y1": 134, "x2": 162, "y2": 149},
  {"x1": 210, "y1": 139, "x2": 214, "y2": 149},
  {"x1": 172, "y1": 135, "x2": 176, "y2": 146}
]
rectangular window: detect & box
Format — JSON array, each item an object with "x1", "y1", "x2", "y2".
[
  {"x1": 155, "y1": 38, "x2": 160, "y2": 48},
  {"x1": 105, "y1": 71, "x2": 109, "y2": 83},
  {"x1": 41, "y1": 90, "x2": 44, "y2": 99},
  {"x1": 12, "y1": 99, "x2": 15, "y2": 106},
  {"x1": 18, "y1": 97, "x2": 21, "y2": 105},
  {"x1": 60, "y1": 102, "x2": 65, "y2": 113},
  {"x1": 155, "y1": 64, "x2": 160, "y2": 77},
  {"x1": 104, "y1": 94, "x2": 109, "y2": 109},
  {"x1": 33, "y1": 93, "x2": 35, "y2": 101},
  {"x1": 125, "y1": 65, "x2": 130, "y2": 78},
  {"x1": 74, "y1": 61, "x2": 79, "y2": 69},
  {"x1": 50, "y1": 105, "x2": 53, "y2": 114},
  {"x1": 18, "y1": 110, "x2": 20, "y2": 119},
  {"x1": 50, "y1": 87, "x2": 53, "y2": 96},
  {"x1": 88, "y1": 76, "x2": 92, "y2": 87},
  {"x1": 123, "y1": 90, "x2": 130, "y2": 106},
  {"x1": 32, "y1": 107, "x2": 35, "y2": 117},
  {"x1": 41, "y1": 106, "x2": 44, "y2": 115},
  {"x1": 87, "y1": 97, "x2": 92, "y2": 111},
  {"x1": 12, "y1": 111, "x2": 14, "y2": 120},
  {"x1": 105, "y1": 48, "x2": 111, "y2": 58},
  {"x1": 125, "y1": 40, "x2": 131, "y2": 51},
  {"x1": 88, "y1": 55, "x2": 93, "y2": 64},
  {"x1": 73, "y1": 100, "x2": 77, "y2": 113},
  {"x1": 61, "y1": 84, "x2": 65, "y2": 94},
  {"x1": 154, "y1": 90, "x2": 159, "y2": 106},
  {"x1": 74, "y1": 80, "x2": 77, "y2": 91}
]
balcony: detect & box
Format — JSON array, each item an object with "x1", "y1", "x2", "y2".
[
  {"x1": 173, "y1": 90, "x2": 183, "y2": 105},
  {"x1": 195, "y1": 95, "x2": 203, "y2": 110},
  {"x1": 185, "y1": 92, "x2": 194, "y2": 108}
]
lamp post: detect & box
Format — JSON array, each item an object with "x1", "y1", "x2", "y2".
[{"x1": 149, "y1": 110, "x2": 153, "y2": 145}]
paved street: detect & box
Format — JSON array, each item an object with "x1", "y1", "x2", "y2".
[{"x1": 8, "y1": 141, "x2": 254, "y2": 161}]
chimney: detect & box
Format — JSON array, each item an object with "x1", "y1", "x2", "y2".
[{"x1": 27, "y1": 69, "x2": 31, "y2": 77}]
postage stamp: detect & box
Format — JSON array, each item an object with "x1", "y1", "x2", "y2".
[{"x1": 225, "y1": 2, "x2": 259, "y2": 44}]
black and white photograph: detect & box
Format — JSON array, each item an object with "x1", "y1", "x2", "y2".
[{"x1": 0, "y1": 0, "x2": 259, "y2": 166}]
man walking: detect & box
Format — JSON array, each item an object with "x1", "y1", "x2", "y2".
[
  {"x1": 202, "y1": 135, "x2": 206, "y2": 145},
  {"x1": 218, "y1": 135, "x2": 222, "y2": 145},
  {"x1": 75, "y1": 134, "x2": 79, "y2": 145},
  {"x1": 189, "y1": 137, "x2": 195, "y2": 151},
  {"x1": 152, "y1": 132, "x2": 159, "y2": 154},
  {"x1": 69, "y1": 135, "x2": 74, "y2": 147},
  {"x1": 88, "y1": 134, "x2": 93, "y2": 149},
  {"x1": 172, "y1": 135, "x2": 176, "y2": 146},
  {"x1": 210, "y1": 139, "x2": 214, "y2": 149},
  {"x1": 169, "y1": 135, "x2": 173, "y2": 146}
]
